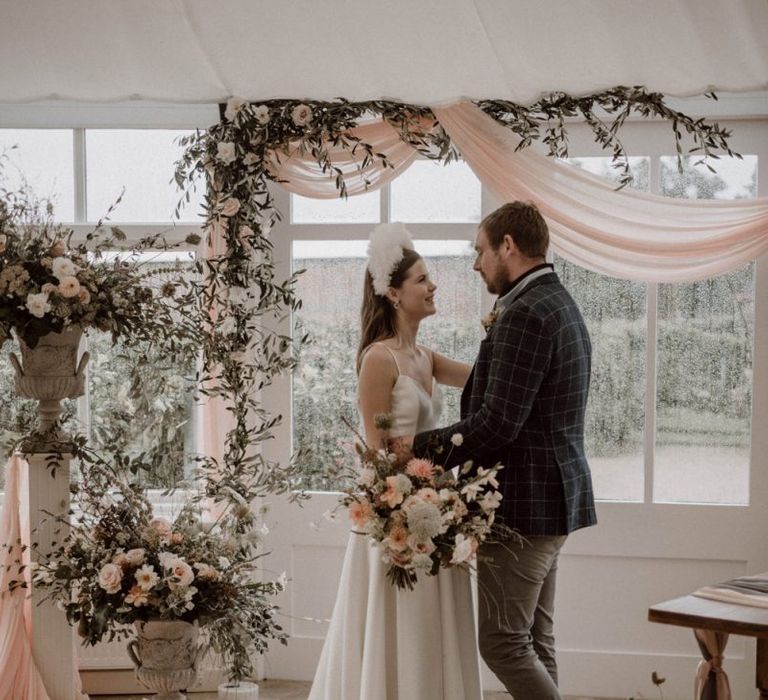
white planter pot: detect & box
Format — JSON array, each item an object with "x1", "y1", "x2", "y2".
[
  {"x1": 10, "y1": 325, "x2": 89, "y2": 436},
  {"x1": 127, "y1": 619, "x2": 199, "y2": 700},
  {"x1": 218, "y1": 681, "x2": 260, "y2": 699}
]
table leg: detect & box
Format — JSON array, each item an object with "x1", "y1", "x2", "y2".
[{"x1": 758, "y1": 637, "x2": 768, "y2": 698}]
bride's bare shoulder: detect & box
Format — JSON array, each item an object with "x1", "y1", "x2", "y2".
[{"x1": 359, "y1": 342, "x2": 398, "y2": 378}]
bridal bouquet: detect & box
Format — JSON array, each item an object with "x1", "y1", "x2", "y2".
[
  {"x1": 0, "y1": 181, "x2": 199, "y2": 349},
  {"x1": 336, "y1": 415, "x2": 509, "y2": 590}
]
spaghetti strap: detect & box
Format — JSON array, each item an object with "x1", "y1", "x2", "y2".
[{"x1": 360, "y1": 341, "x2": 401, "y2": 375}]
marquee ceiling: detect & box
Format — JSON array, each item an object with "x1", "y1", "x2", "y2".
[{"x1": 1, "y1": 0, "x2": 767, "y2": 106}]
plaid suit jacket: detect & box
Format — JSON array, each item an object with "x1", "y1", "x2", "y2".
[{"x1": 413, "y1": 271, "x2": 597, "y2": 536}]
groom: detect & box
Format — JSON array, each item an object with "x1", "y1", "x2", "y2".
[{"x1": 402, "y1": 201, "x2": 596, "y2": 700}]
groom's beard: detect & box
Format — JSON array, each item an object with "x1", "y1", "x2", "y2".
[{"x1": 485, "y1": 269, "x2": 512, "y2": 297}]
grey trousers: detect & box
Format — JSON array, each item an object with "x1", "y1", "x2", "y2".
[{"x1": 477, "y1": 535, "x2": 567, "y2": 700}]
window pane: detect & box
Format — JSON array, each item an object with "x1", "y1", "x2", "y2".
[
  {"x1": 0, "y1": 129, "x2": 74, "y2": 220},
  {"x1": 655, "y1": 154, "x2": 757, "y2": 504},
  {"x1": 86, "y1": 130, "x2": 203, "y2": 222},
  {"x1": 554, "y1": 258, "x2": 646, "y2": 501},
  {"x1": 660, "y1": 155, "x2": 757, "y2": 200},
  {"x1": 292, "y1": 239, "x2": 481, "y2": 491},
  {"x1": 568, "y1": 157, "x2": 650, "y2": 191},
  {"x1": 291, "y1": 191, "x2": 380, "y2": 224},
  {"x1": 655, "y1": 266, "x2": 754, "y2": 505},
  {"x1": 86, "y1": 252, "x2": 197, "y2": 489},
  {"x1": 390, "y1": 160, "x2": 481, "y2": 223}
]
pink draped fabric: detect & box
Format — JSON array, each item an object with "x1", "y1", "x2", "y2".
[
  {"x1": 694, "y1": 628, "x2": 732, "y2": 700},
  {"x1": 432, "y1": 101, "x2": 768, "y2": 282},
  {"x1": 0, "y1": 455, "x2": 51, "y2": 700},
  {"x1": 267, "y1": 120, "x2": 420, "y2": 198}
]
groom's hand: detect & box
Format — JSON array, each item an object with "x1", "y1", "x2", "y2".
[{"x1": 388, "y1": 435, "x2": 414, "y2": 461}]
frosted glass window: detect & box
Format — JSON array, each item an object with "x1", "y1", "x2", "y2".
[
  {"x1": 390, "y1": 160, "x2": 481, "y2": 223},
  {"x1": 568, "y1": 157, "x2": 650, "y2": 191},
  {"x1": 86, "y1": 130, "x2": 203, "y2": 222},
  {"x1": 0, "y1": 129, "x2": 74, "y2": 220},
  {"x1": 555, "y1": 257, "x2": 646, "y2": 502},
  {"x1": 292, "y1": 239, "x2": 481, "y2": 491},
  {"x1": 291, "y1": 190, "x2": 379, "y2": 224},
  {"x1": 655, "y1": 154, "x2": 757, "y2": 505},
  {"x1": 86, "y1": 251, "x2": 198, "y2": 489},
  {"x1": 660, "y1": 154, "x2": 757, "y2": 200}
]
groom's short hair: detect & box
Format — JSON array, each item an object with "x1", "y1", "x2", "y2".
[{"x1": 481, "y1": 201, "x2": 549, "y2": 258}]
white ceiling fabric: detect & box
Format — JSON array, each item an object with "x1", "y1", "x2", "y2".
[{"x1": 1, "y1": 0, "x2": 767, "y2": 105}]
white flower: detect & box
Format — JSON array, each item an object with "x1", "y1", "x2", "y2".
[
  {"x1": 276, "y1": 571, "x2": 288, "y2": 589},
  {"x1": 158, "y1": 551, "x2": 178, "y2": 569},
  {"x1": 57, "y1": 275, "x2": 81, "y2": 298},
  {"x1": 405, "y1": 501, "x2": 443, "y2": 541},
  {"x1": 366, "y1": 223, "x2": 415, "y2": 296},
  {"x1": 135, "y1": 564, "x2": 159, "y2": 591},
  {"x1": 25, "y1": 292, "x2": 51, "y2": 318},
  {"x1": 356, "y1": 468, "x2": 376, "y2": 488},
  {"x1": 218, "y1": 556, "x2": 231, "y2": 570},
  {"x1": 478, "y1": 490, "x2": 503, "y2": 512},
  {"x1": 461, "y1": 482, "x2": 482, "y2": 502},
  {"x1": 98, "y1": 563, "x2": 123, "y2": 594},
  {"x1": 450, "y1": 433, "x2": 464, "y2": 447},
  {"x1": 254, "y1": 105, "x2": 270, "y2": 124},
  {"x1": 220, "y1": 197, "x2": 241, "y2": 217},
  {"x1": 125, "y1": 548, "x2": 146, "y2": 566},
  {"x1": 291, "y1": 104, "x2": 312, "y2": 127},
  {"x1": 217, "y1": 141, "x2": 237, "y2": 164},
  {"x1": 51, "y1": 256, "x2": 77, "y2": 280},
  {"x1": 450, "y1": 534, "x2": 477, "y2": 565},
  {"x1": 219, "y1": 316, "x2": 237, "y2": 335},
  {"x1": 476, "y1": 467, "x2": 500, "y2": 489},
  {"x1": 224, "y1": 97, "x2": 247, "y2": 122}
]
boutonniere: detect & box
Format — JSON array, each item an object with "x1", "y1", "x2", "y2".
[{"x1": 481, "y1": 308, "x2": 500, "y2": 333}]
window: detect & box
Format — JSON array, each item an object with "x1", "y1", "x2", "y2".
[
  {"x1": 0, "y1": 128, "x2": 201, "y2": 492},
  {"x1": 290, "y1": 159, "x2": 483, "y2": 491}
]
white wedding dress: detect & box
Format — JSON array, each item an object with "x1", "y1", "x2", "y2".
[{"x1": 308, "y1": 347, "x2": 483, "y2": 700}]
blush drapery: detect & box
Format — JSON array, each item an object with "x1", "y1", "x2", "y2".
[
  {"x1": 266, "y1": 99, "x2": 768, "y2": 283},
  {"x1": 432, "y1": 101, "x2": 768, "y2": 282},
  {"x1": 694, "y1": 628, "x2": 732, "y2": 700},
  {"x1": 0, "y1": 455, "x2": 50, "y2": 700},
  {"x1": 267, "y1": 119, "x2": 421, "y2": 198}
]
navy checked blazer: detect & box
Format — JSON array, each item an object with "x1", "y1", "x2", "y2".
[{"x1": 413, "y1": 271, "x2": 597, "y2": 536}]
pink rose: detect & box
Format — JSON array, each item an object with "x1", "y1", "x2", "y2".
[
  {"x1": 220, "y1": 197, "x2": 241, "y2": 217},
  {"x1": 291, "y1": 104, "x2": 312, "y2": 127},
  {"x1": 194, "y1": 563, "x2": 219, "y2": 581},
  {"x1": 149, "y1": 517, "x2": 172, "y2": 536},
  {"x1": 348, "y1": 500, "x2": 373, "y2": 528},
  {"x1": 78, "y1": 288, "x2": 91, "y2": 304},
  {"x1": 125, "y1": 548, "x2": 145, "y2": 566},
  {"x1": 166, "y1": 559, "x2": 194, "y2": 589},
  {"x1": 98, "y1": 563, "x2": 123, "y2": 594},
  {"x1": 57, "y1": 276, "x2": 81, "y2": 298},
  {"x1": 41, "y1": 282, "x2": 57, "y2": 295},
  {"x1": 384, "y1": 525, "x2": 410, "y2": 553},
  {"x1": 416, "y1": 487, "x2": 440, "y2": 505},
  {"x1": 171, "y1": 532, "x2": 184, "y2": 545}
]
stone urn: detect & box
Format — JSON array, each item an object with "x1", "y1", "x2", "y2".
[
  {"x1": 127, "y1": 619, "x2": 199, "y2": 700},
  {"x1": 9, "y1": 325, "x2": 89, "y2": 439}
]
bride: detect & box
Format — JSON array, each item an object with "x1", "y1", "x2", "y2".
[{"x1": 308, "y1": 223, "x2": 482, "y2": 700}]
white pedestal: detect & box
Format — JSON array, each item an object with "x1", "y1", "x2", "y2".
[
  {"x1": 218, "y1": 682, "x2": 259, "y2": 699},
  {"x1": 27, "y1": 452, "x2": 77, "y2": 700}
]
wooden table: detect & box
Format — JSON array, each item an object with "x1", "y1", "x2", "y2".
[{"x1": 649, "y1": 594, "x2": 768, "y2": 698}]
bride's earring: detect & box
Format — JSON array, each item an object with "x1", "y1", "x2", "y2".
[{"x1": 393, "y1": 301, "x2": 400, "y2": 310}]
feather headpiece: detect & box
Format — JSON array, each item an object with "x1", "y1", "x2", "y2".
[{"x1": 366, "y1": 222, "x2": 415, "y2": 296}]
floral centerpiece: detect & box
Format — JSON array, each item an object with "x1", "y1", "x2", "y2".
[
  {"x1": 33, "y1": 455, "x2": 287, "y2": 681},
  {"x1": 333, "y1": 415, "x2": 517, "y2": 590},
  {"x1": 0, "y1": 181, "x2": 200, "y2": 351}
]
